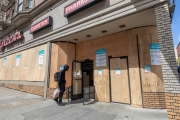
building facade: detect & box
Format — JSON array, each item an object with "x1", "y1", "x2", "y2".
[{"x1": 0, "y1": 0, "x2": 178, "y2": 119}]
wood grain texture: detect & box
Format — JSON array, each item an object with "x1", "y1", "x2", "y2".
[
  {"x1": 0, "y1": 44, "x2": 47, "y2": 81},
  {"x1": 49, "y1": 42, "x2": 75, "y2": 88},
  {"x1": 76, "y1": 31, "x2": 128, "y2": 102},
  {"x1": 110, "y1": 58, "x2": 130, "y2": 104}
]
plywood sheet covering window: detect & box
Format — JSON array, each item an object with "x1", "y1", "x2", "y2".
[
  {"x1": 0, "y1": 44, "x2": 47, "y2": 81},
  {"x1": 49, "y1": 42, "x2": 75, "y2": 88},
  {"x1": 76, "y1": 31, "x2": 128, "y2": 102},
  {"x1": 76, "y1": 26, "x2": 163, "y2": 105},
  {"x1": 110, "y1": 58, "x2": 130, "y2": 104},
  {"x1": 127, "y1": 30, "x2": 143, "y2": 107},
  {"x1": 134, "y1": 27, "x2": 164, "y2": 92}
]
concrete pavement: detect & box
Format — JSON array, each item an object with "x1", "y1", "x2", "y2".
[{"x1": 0, "y1": 87, "x2": 168, "y2": 120}]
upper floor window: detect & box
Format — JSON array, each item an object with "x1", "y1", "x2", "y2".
[
  {"x1": 28, "y1": 0, "x2": 34, "y2": 8},
  {"x1": 18, "y1": 0, "x2": 23, "y2": 12},
  {"x1": 6, "y1": 15, "x2": 10, "y2": 23},
  {"x1": 12, "y1": 10, "x2": 14, "y2": 17}
]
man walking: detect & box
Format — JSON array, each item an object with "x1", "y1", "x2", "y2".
[{"x1": 58, "y1": 64, "x2": 69, "y2": 106}]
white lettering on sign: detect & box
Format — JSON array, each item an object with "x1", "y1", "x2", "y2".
[
  {"x1": 0, "y1": 31, "x2": 23, "y2": 51},
  {"x1": 30, "y1": 18, "x2": 49, "y2": 33},
  {"x1": 65, "y1": 0, "x2": 92, "y2": 15}
]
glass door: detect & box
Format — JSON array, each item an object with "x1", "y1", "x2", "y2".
[{"x1": 71, "y1": 61, "x2": 83, "y2": 100}]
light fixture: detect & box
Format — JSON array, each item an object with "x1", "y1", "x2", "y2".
[
  {"x1": 101, "y1": 30, "x2": 107, "y2": 33},
  {"x1": 86, "y1": 35, "x2": 91, "y2": 37},
  {"x1": 119, "y1": 24, "x2": 126, "y2": 28}
]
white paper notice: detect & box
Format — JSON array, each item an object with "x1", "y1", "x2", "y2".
[
  {"x1": 98, "y1": 69, "x2": 102, "y2": 75},
  {"x1": 116, "y1": 68, "x2": 121, "y2": 74},
  {"x1": 150, "y1": 43, "x2": 161, "y2": 65},
  {"x1": 38, "y1": 50, "x2": 44, "y2": 65},
  {"x1": 39, "y1": 65, "x2": 42, "y2": 69},
  {"x1": 96, "y1": 49, "x2": 106, "y2": 67},
  {"x1": 144, "y1": 65, "x2": 151, "y2": 72},
  {"x1": 60, "y1": 66, "x2": 64, "y2": 71},
  {"x1": 24, "y1": 65, "x2": 27, "y2": 69},
  {"x1": 3, "y1": 58, "x2": 6, "y2": 67},
  {"x1": 16, "y1": 54, "x2": 21, "y2": 66}
]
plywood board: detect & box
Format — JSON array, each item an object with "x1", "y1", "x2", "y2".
[
  {"x1": 0, "y1": 44, "x2": 47, "y2": 82},
  {"x1": 49, "y1": 42, "x2": 75, "y2": 88},
  {"x1": 135, "y1": 27, "x2": 164, "y2": 92},
  {"x1": 76, "y1": 31, "x2": 128, "y2": 102},
  {"x1": 127, "y1": 30, "x2": 143, "y2": 107},
  {"x1": 73, "y1": 80, "x2": 82, "y2": 94},
  {"x1": 110, "y1": 58, "x2": 130, "y2": 104}
]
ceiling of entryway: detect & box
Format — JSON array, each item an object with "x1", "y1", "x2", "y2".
[{"x1": 56, "y1": 8, "x2": 156, "y2": 43}]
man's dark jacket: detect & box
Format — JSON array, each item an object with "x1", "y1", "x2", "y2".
[{"x1": 58, "y1": 65, "x2": 69, "y2": 86}]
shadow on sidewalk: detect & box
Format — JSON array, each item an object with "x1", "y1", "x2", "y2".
[{"x1": 62, "y1": 99, "x2": 98, "y2": 105}]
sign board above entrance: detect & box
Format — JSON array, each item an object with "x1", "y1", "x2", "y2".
[
  {"x1": 0, "y1": 31, "x2": 24, "y2": 51},
  {"x1": 30, "y1": 16, "x2": 52, "y2": 34},
  {"x1": 64, "y1": 0, "x2": 104, "y2": 17}
]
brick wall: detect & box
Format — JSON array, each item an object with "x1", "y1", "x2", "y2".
[
  {"x1": 155, "y1": 2, "x2": 180, "y2": 120},
  {"x1": 0, "y1": 83, "x2": 44, "y2": 96},
  {"x1": 166, "y1": 93, "x2": 180, "y2": 120},
  {"x1": 143, "y1": 92, "x2": 166, "y2": 109},
  {"x1": 0, "y1": 83, "x2": 70, "y2": 99}
]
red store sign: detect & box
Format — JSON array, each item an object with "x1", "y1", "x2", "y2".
[
  {"x1": 0, "y1": 31, "x2": 24, "y2": 51},
  {"x1": 64, "y1": 0, "x2": 103, "y2": 17},
  {"x1": 30, "y1": 16, "x2": 52, "y2": 34}
]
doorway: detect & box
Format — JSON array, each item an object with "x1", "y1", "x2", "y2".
[
  {"x1": 110, "y1": 56, "x2": 131, "y2": 104},
  {"x1": 71, "y1": 60, "x2": 94, "y2": 100}
]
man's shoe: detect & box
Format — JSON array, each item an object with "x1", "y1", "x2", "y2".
[
  {"x1": 54, "y1": 98, "x2": 58, "y2": 103},
  {"x1": 58, "y1": 103, "x2": 65, "y2": 106}
]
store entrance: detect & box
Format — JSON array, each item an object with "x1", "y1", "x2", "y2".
[
  {"x1": 110, "y1": 56, "x2": 131, "y2": 104},
  {"x1": 71, "y1": 60, "x2": 94, "y2": 100}
]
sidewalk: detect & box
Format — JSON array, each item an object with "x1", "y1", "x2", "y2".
[{"x1": 0, "y1": 87, "x2": 167, "y2": 120}]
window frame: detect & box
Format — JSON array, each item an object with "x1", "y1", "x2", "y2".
[
  {"x1": 27, "y1": 0, "x2": 34, "y2": 8},
  {"x1": 18, "y1": 0, "x2": 23, "y2": 12}
]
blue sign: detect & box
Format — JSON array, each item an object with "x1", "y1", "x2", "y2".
[
  {"x1": 116, "y1": 68, "x2": 121, "y2": 74},
  {"x1": 16, "y1": 54, "x2": 21, "y2": 58},
  {"x1": 60, "y1": 66, "x2": 64, "y2": 71},
  {"x1": 39, "y1": 50, "x2": 44, "y2": 55},
  {"x1": 96, "y1": 48, "x2": 106, "y2": 54},
  {"x1": 3, "y1": 57, "x2": 6, "y2": 67},
  {"x1": 16, "y1": 54, "x2": 21, "y2": 66},
  {"x1": 150, "y1": 43, "x2": 160, "y2": 50},
  {"x1": 150, "y1": 43, "x2": 161, "y2": 65},
  {"x1": 96, "y1": 48, "x2": 106, "y2": 67},
  {"x1": 98, "y1": 69, "x2": 102, "y2": 75},
  {"x1": 38, "y1": 50, "x2": 45, "y2": 65},
  {"x1": 144, "y1": 65, "x2": 151, "y2": 72}
]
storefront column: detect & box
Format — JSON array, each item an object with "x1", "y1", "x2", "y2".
[
  {"x1": 155, "y1": 3, "x2": 180, "y2": 120},
  {"x1": 44, "y1": 42, "x2": 52, "y2": 98}
]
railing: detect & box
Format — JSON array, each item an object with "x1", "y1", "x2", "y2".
[
  {"x1": 68, "y1": 86, "x2": 71, "y2": 102},
  {"x1": 83, "y1": 86, "x2": 95, "y2": 105},
  {"x1": 169, "y1": 0, "x2": 175, "y2": 5},
  {"x1": 169, "y1": 0, "x2": 176, "y2": 21}
]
